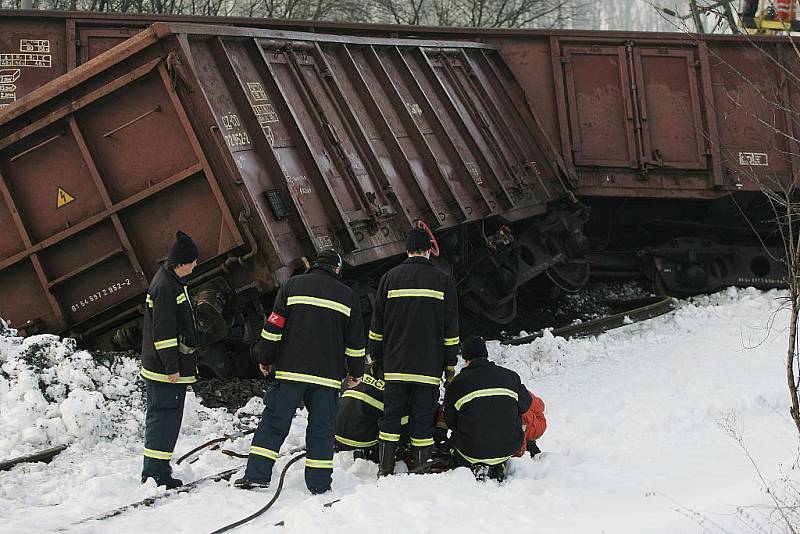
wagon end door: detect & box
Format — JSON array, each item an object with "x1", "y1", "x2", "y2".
[
  {"x1": 561, "y1": 44, "x2": 638, "y2": 169},
  {"x1": 633, "y1": 46, "x2": 707, "y2": 171}
]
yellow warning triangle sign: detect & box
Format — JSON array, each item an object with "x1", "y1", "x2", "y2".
[{"x1": 56, "y1": 187, "x2": 74, "y2": 208}]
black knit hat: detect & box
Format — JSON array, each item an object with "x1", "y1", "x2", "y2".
[
  {"x1": 406, "y1": 227, "x2": 432, "y2": 252},
  {"x1": 461, "y1": 335, "x2": 488, "y2": 361},
  {"x1": 167, "y1": 231, "x2": 199, "y2": 265},
  {"x1": 313, "y1": 249, "x2": 343, "y2": 270}
]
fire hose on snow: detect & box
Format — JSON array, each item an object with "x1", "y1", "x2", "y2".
[{"x1": 209, "y1": 451, "x2": 307, "y2": 534}]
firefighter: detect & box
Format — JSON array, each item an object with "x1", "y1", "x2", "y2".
[
  {"x1": 235, "y1": 250, "x2": 365, "y2": 494},
  {"x1": 140, "y1": 231, "x2": 199, "y2": 489},
  {"x1": 333, "y1": 362, "x2": 411, "y2": 463},
  {"x1": 370, "y1": 227, "x2": 459, "y2": 476},
  {"x1": 442, "y1": 335, "x2": 533, "y2": 482}
]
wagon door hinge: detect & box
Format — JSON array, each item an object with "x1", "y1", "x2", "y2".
[{"x1": 321, "y1": 115, "x2": 381, "y2": 221}]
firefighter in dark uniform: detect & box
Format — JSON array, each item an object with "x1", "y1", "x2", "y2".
[
  {"x1": 369, "y1": 228, "x2": 459, "y2": 476},
  {"x1": 333, "y1": 363, "x2": 410, "y2": 462},
  {"x1": 235, "y1": 250, "x2": 365, "y2": 494},
  {"x1": 443, "y1": 335, "x2": 532, "y2": 481},
  {"x1": 140, "y1": 231, "x2": 199, "y2": 489}
]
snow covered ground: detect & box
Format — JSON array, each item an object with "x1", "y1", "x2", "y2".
[{"x1": 1, "y1": 287, "x2": 798, "y2": 533}]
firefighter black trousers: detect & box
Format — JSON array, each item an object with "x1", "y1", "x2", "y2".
[
  {"x1": 245, "y1": 380, "x2": 338, "y2": 492},
  {"x1": 142, "y1": 379, "x2": 187, "y2": 480},
  {"x1": 379, "y1": 382, "x2": 438, "y2": 448}
]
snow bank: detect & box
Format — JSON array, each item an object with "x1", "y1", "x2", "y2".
[
  {"x1": 0, "y1": 320, "x2": 265, "y2": 523},
  {"x1": 0, "y1": 331, "x2": 144, "y2": 458}
]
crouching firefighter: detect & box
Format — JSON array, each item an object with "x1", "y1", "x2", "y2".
[
  {"x1": 370, "y1": 227, "x2": 459, "y2": 476},
  {"x1": 334, "y1": 363, "x2": 410, "y2": 463},
  {"x1": 140, "y1": 231, "x2": 200, "y2": 489},
  {"x1": 443, "y1": 336, "x2": 532, "y2": 482},
  {"x1": 236, "y1": 250, "x2": 365, "y2": 494}
]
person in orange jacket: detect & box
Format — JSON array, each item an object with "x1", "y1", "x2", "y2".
[{"x1": 514, "y1": 390, "x2": 546, "y2": 458}]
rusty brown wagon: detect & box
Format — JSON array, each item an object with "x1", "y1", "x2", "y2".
[{"x1": 0, "y1": 22, "x2": 586, "y2": 375}]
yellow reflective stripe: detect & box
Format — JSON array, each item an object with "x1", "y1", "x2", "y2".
[
  {"x1": 443, "y1": 336, "x2": 460, "y2": 346},
  {"x1": 145, "y1": 295, "x2": 153, "y2": 308},
  {"x1": 275, "y1": 371, "x2": 340, "y2": 389},
  {"x1": 456, "y1": 449, "x2": 511, "y2": 466},
  {"x1": 305, "y1": 458, "x2": 334, "y2": 469},
  {"x1": 379, "y1": 431, "x2": 401, "y2": 442},
  {"x1": 384, "y1": 372, "x2": 441, "y2": 385},
  {"x1": 250, "y1": 446, "x2": 279, "y2": 460},
  {"x1": 454, "y1": 388, "x2": 519, "y2": 411},
  {"x1": 143, "y1": 448, "x2": 172, "y2": 460},
  {"x1": 401, "y1": 416, "x2": 409, "y2": 425},
  {"x1": 153, "y1": 338, "x2": 178, "y2": 350},
  {"x1": 345, "y1": 347, "x2": 366, "y2": 357},
  {"x1": 335, "y1": 435, "x2": 378, "y2": 448},
  {"x1": 140, "y1": 368, "x2": 196, "y2": 384},
  {"x1": 342, "y1": 390, "x2": 384, "y2": 410},
  {"x1": 368, "y1": 330, "x2": 383, "y2": 341},
  {"x1": 261, "y1": 330, "x2": 282, "y2": 341},
  {"x1": 446, "y1": 366, "x2": 456, "y2": 371},
  {"x1": 287, "y1": 296, "x2": 351, "y2": 317},
  {"x1": 411, "y1": 437, "x2": 434, "y2": 447},
  {"x1": 176, "y1": 293, "x2": 187, "y2": 304},
  {"x1": 387, "y1": 289, "x2": 444, "y2": 300}
]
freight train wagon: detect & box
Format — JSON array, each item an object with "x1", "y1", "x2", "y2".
[
  {"x1": 0, "y1": 22, "x2": 586, "y2": 376},
  {"x1": 1, "y1": 10, "x2": 790, "y2": 296}
]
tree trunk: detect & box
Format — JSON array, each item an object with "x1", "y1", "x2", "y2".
[{"x1": 788, "y1": 293, "x2": 800, "y2": 434}]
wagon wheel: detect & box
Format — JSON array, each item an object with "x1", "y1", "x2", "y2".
[
  {"x1": 546, "y1": 262, "x2": 590, "y2": 292},
  {"x1": 464, "y1": 293, "x2": 518, "y2": 325}
]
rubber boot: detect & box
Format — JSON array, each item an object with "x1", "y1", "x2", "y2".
[
  {"x1": 142, "y1": 474, "x2": 183, "y2": 489},
  {"x1": 472, "y1": 464, "x2": 489, "y2": 482},
  {"x1": 488, "y1": 461, "x2": 508, "y2": 482},
  {"x1": 377, "y1": 441, "x2": 398, "y2": 477},
  {"x1": 412, "y1": 445, "x2": 432, "y2": 471},
  {"x1": 233, "y1": 477, "x2": 270, "y2": 490}
]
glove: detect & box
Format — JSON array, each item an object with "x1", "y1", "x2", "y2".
[
  {"x1": 250, "y1": 340, "x2": 273, "y2": 366},
  {"x1": 444, "y1": 367, "x2": 455, "y2": 386}
]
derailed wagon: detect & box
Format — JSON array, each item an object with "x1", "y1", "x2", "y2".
[
  {"x1": 0, "y1": 23, "x2": 587, "y2": 375},
  {"x1": 1, "y1": 10, "x2": 791, "y2": 298}
]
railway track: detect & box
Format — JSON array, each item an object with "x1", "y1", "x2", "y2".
[{"x1": 501, "y1": 296, "x2": 677, "y2": 346}]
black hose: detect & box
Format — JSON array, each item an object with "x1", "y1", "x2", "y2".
[
  {"x1": 176, "y1": 437, "x2": 227, "y2": 465},
  {"x1": 209, "y1": 451, "x2": 307, "y2": 534},
  {"x1": 177, "y1": 429, "x2": 256, "y2": 465},
  {"x1": 221, "y1": 450, "x2": 249, "y2": 458}
]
